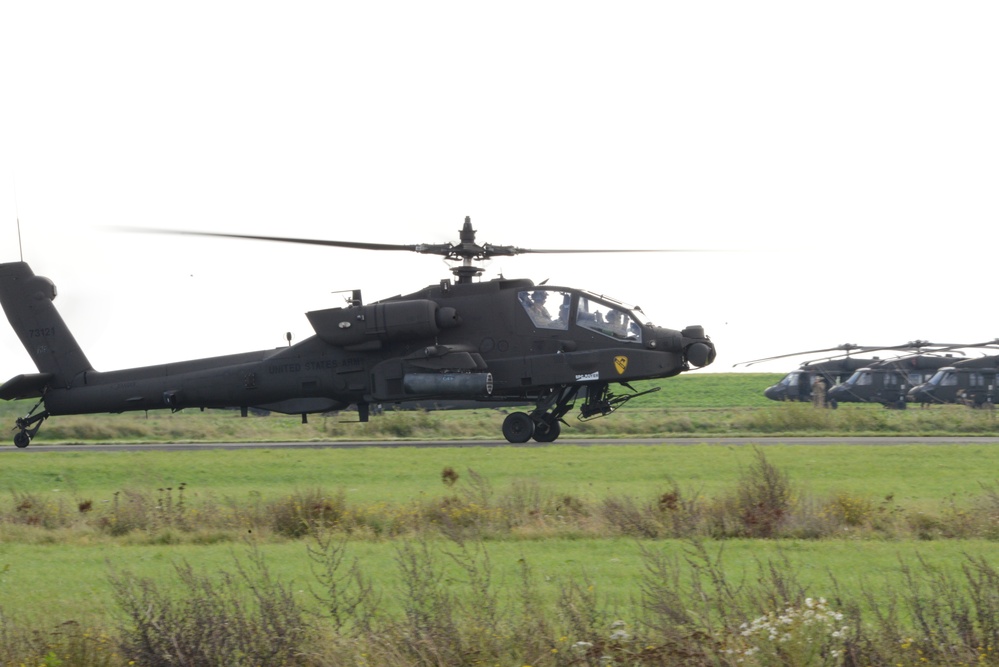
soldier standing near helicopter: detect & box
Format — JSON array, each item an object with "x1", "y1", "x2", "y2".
[{"x1": 812, "y1": 376, "x2": 827, "y2": 408}]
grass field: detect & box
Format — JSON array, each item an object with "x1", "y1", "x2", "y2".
[
  {"x1": 3, "y1": 441, "x2": 998, "y2": 505},
  {"x1": 4, "y1": 534, "x2": 998, "y2": 623},
  {"x1": 3, "y1": 373, "x2": 999, "y2": 665},
  {"x1": 3, "y1": 443, "x2": 999, "y2": 618}
]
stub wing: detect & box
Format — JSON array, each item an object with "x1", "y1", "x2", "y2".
[{"x1": 0, "y1": 373, "x2": 54, "y2": 400}]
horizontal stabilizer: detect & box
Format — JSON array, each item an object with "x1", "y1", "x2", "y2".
[{"x1": 0, "y1": 373, "x2": 54, "y2": 400}]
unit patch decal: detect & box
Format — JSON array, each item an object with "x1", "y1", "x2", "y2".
[{"x1": 615, "y1": 356, "x2": 628, "y2": 375}]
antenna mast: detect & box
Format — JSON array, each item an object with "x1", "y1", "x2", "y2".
[{"x1": 13, "y1": 177, "x2": 23, "y2": 261}]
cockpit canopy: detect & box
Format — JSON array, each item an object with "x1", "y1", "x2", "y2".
[
  {"x1": 517, "y1": 287, "x2": 643, "y2": 342},
  {"x1": 777, "y1": 371, "x2": 802, "y2": 387},
  {"x1": 925, "y1": 368, "x2": 957, "y2": 387}
]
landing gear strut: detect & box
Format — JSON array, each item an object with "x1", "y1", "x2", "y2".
[
  {"x1": 13, "y1": 399, "x2": 49, "y2": 448},
  {"x1": 499, "y1": 383, "x2": 662, "y2": 444},
  {"x1": 532, "y1": 414, "x2": 561, "y2": 443},
  {"x1": 501, "y1": 385, "x2": 581, "y2": 444}
]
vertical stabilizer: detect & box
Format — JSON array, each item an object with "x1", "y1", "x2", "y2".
[{"x1": 0, "y1": 262, "x2": 94, "y2": 385}]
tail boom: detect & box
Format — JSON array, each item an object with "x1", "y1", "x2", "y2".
[{"x1": 0, "y1": 262, "x2": 94, "y2": 388}]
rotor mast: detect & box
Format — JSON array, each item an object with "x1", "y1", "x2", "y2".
[{"x1": 450, "y1": 216, "x2": 485, "y2": 284}]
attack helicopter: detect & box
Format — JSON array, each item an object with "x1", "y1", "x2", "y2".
[
  {"x1": 907, "y1": 355, "x2": 999, "y2": 408},
  {"x1": 0, "y1": 217, "x2": 716, "y2": 447}
]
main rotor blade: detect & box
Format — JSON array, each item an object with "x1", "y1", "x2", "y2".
[
  {"x1": 116, "y1": 228, "x2": 433, "y2": 253},
  {"x1": 115, "y1": 228, "x2": 714, "y2": 257},
  {"x1": 516, "y1": 247, "x2": 708, "y2": 254}
]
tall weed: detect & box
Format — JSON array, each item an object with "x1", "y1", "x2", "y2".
[{"x1": 109, "y1": 545, "x2": 308, "y2": 667}]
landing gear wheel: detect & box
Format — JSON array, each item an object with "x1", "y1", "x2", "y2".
[
  {"x1": 502, "y1": 412, "x2": 535, "y2": 444},
  {"x1": 532, "y1": 417, "x2": 561, "y2": 443},
  {"x1": 13, "y1": 407, "x2": 48, "y2": 448}
]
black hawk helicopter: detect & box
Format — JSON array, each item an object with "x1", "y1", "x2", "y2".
[
  {"x1": 907, "y1": 354, "x2": 999, "y2": 408},
  {"x1": 737, "y1": 341, "x2": 999, "y2": 408},
  {"x1": 735, "y1": 342, "x2": 929, "y2": 404},
  {"x1": 825, "y1": 352, "x2": 968, "y2": 409},
  {"x1": 0, "y1": 217, "x2": 716, "y2": 447}
]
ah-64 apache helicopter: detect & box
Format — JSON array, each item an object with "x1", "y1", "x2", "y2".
[{"x1": 0, "y1": 217, "x2": 716, "y2": 447}]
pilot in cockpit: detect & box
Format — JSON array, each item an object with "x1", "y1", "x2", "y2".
[{"x1": 528, "y1": 291, "x2": 553, "y2": 325}]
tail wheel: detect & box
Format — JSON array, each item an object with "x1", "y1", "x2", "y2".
[
  {"x1": 13, "y1": 408, "x2": 48, "y2": 448},
  {"x1": 502, "y1": 412, "x2": 535, "y2": 443}
]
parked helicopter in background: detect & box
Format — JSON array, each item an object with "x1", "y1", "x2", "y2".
[
  {"x1": 825, "y1": 353, "x2": 968, "y2": 409},
  {"x1": 735, "y1": 342, "x2": 934, "y2": 405},
  {"x1": 0, "y1": 217, "x2": 716, "y2": 447},
  {"x1": 907, "y1": 355, "x2": 999, "y2": 408},
  {"x1": 762, "y1": 358, "x2": 878, "y2": 403},
  {"x1": 737, "y1": 341, "x2": 999, "y2": 408}
]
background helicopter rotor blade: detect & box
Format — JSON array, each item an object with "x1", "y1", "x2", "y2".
[
  {"x1": 932, "y1": 339, "x2": 999, "y2": 351},
  {"x1": 736, "y1": 339, "x2": 999, "y2": 369},
  {"x1": 733, "y1": 343, "x2": 903, "y2": 367},
  {"x1": 897, "y1": 340, "x2": 999, "y2": 355},
  {"x1": 731, "y1": 339, "x2": 999, "y2": 368}
]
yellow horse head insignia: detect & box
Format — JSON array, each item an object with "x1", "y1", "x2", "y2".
[{"x1": 614, "y1": 356, "x2": 628, "y2": 375}]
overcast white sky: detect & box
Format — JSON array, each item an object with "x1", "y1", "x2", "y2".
[{"x1": 1, "y1": 2, "x2": 997, "y2": 380}]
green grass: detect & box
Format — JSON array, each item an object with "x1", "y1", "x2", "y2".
[
  {"x1": 2, "y1": 442, "x2": 999, "y2": 627},
  {"x1": 4, "y1": 534, "x2": 997, "y2": 627},
  {"x1": 4, "y1": 373, "x2": 999, "y2": 664},
  {"x1": 649, "y1": 372, "x2": 782, "y2": 407},
  {"x1": 4, "y1": 443, "x2": 999, "y2": 504}
]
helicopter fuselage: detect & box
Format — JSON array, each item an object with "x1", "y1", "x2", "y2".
[
  {"x1": 1, "y1": 262, "x2": 715, "y2": 445},
  {"x1": 763, "y1": 358, "x2": 879, "y2": 402},
  {"x1": 907, "y1": 356, "x2": 999, "y2": 407},
  {"x1": 826, "y1": 356, "x2": 963, "y2": 408}
]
